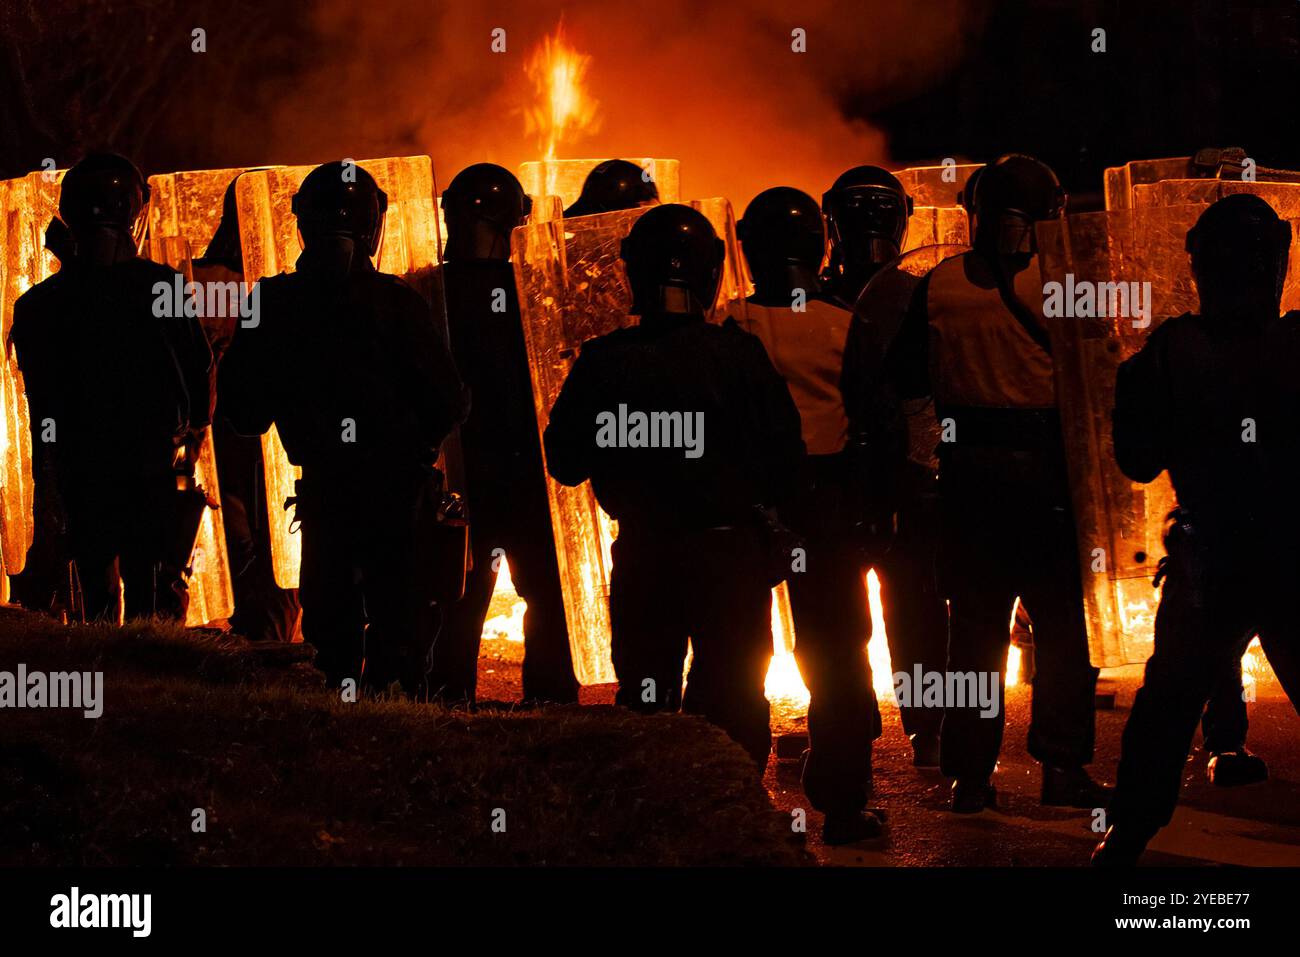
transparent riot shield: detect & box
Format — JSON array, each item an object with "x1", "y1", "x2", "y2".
[
  {"x1": 145, "y1": 229, "x2": 236, "y2": 628},
  {"x1": 512, "y1": 198, "x2": 746, "y2": 686},
  {"x1": 892, "y1": 162, "x2": 980, "y2": 252},
  {"x1": 1104, "y1": 155, "x2": 1300, "y2": 211},
  {"x1": 894, "y1": 162, "x2": 983, "y2": 208},
  {"x1": 1037, "y1": 207, "x2": 1201, "y2": 667},
  {"x1": 517, "y1": 158, "x2": 681, "y2": 212},
  {"x1": 1102, "y1": 157, "x2": 1198, "y2": 210},
  {"x1": 234, "y1": 156, "x2": 443, "y2": 590},
  {"x1": 0, "y1": 170, "x2": 63, "y2": 589},
  {"x1": 1132, "y1": 179, "x2": 1300, "y2": 222},
  {"x1": 1042, "y1": 194, "x2": 1300, "y2": 669}
]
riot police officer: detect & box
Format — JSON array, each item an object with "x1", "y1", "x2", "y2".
[
  {"x1": 218, "y1": 161, "x2": 468, "y2": 694},
  {"x1": 11, "y1": 151, "x2": 214, "y2": 622},
  {"x1": 832, "y1": 167, "x2": 950, "y2": 767},
  {"x1": 544, "y1": 204, "x2": 804, "y2": 765},
  {"x1": 563, "y1": 159, "x2": 659, "y2": 218},
  {"x1": 734, "y1": 186, "x2": 905, "y2": 842},
  {"x1": 432, "y1": 163, "x2": 577, "y2": 704},
  {"x1": 883, "y1": 154, "x2": 1105, "y2": 813},
  {"x1": 1094, "y1": 194, "x2": 1300, "y2": 865}
]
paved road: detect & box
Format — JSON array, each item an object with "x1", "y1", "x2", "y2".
[
  {"x1": 478, "y1": 639, "x2": 1300, "y2": 866},
  {"x1": 764, "y1": 671, "x2": 1300, "y2": 867}
]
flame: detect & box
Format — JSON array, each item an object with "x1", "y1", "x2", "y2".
[
  {"x1": 482, "y1": 558, "x2": 527, "y2": 643},
  {"x1": 524, "y1": 23, "x2": 602, "y2": 160}
]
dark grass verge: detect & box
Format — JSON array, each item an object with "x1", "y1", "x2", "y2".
[{"x1": 0, "y1": 607, "x2": 809, "y2": 866}]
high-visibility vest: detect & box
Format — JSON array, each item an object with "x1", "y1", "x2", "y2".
[
  {"x1": 736, "y1": 299, "x2": 851, "y2": 455},
  {"x1": 926, "y1": 252, "x2": 1055, "y2": 410}
]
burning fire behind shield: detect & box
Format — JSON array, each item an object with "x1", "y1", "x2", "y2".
[{"x1": 233, "y1": 156, "x2": 444, "y2": 590}]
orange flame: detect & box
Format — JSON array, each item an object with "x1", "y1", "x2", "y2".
[{"x1": 524, "y1": 23, "x2": 602, "y2": 160}]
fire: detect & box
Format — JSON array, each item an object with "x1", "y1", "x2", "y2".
[
  {"x1": 524, "y1": 23, "x2": 601, "y2": 160},
  {"x1": 482, "y1": 557, "x2": 527, "y2": 643},
  {"x1": 762, "y1": 570, "x2": 901, "y2": 708}
]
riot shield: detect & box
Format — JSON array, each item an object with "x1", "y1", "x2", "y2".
[
  {"x1": 517, "y1": 158, "x2": 681, "y2": 212},
  {"x1": 145, "y1": 219, "x2": 238, "y2": 628},
  {"x1": 1102, "y1": 157, "x2": 1198, "y2": 210},
  {"x1": 0, "y1": 170, "x2": 63, "y2": 588},
  {"x1": 1042, "y1": 185, "x2": 1300, "y2": 669},
  {"x1": 1037, "y1": 206, "x2": 1203, "y2": 668},
  {"x1": 893, "y1": 161, "x2": 980, "y2": 252},
  {"x1": 1104, "y1": 154, "x2": 1300, "y2": 211},
  {"x1": 234, "y1": 156, "x2": 443, "y2": 590},
  {"x1": 512, "y1": 198, "x2": 746, "y2": 686}
]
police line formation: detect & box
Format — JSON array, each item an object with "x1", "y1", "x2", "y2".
[{"x1": 9, "y1": 151, "x2": 1300, "y2": 867}]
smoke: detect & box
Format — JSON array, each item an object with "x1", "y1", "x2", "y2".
[{"x1": 262, "y1": 0, "x2": 979, "y2": 211}]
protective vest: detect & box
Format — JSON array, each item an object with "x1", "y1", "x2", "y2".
[
  {"x1": 737, "y1": 299, "x2": 851, "y2": 455},
  {"x1": 926, "y1": 253, "x2": 1055, "y2": 410}
]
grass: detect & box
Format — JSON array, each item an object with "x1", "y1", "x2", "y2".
[{"x1": 0, "y1": 607, "x2": 807, "y2": 866}]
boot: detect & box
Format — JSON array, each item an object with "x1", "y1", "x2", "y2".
[
  {"x1": 1041, "y1": 764, "x2": 1109, "y2": 807},
  {"x1": 1206, "y1": 748, "x2": 1268, "y2": 787},
  {"x1": 951, "y1": 777, "x2": 996, "y2": 813}
]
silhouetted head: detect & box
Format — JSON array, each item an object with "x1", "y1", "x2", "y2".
[
  {"x1": 620, "y1": 204, "x2": 724, "y2": 318},
  {"x1": 441, "y1": 163, "x2": 532, "y2": 262},
  {"x1": 565, "y1": 159, "x2": 659, "y2": 218},
  {"x1": 292, "y1": 161, "x2": 389, "y2": 258},
  {"x1": 58, "y1": 151, "x2": 150, "y2": 252},
  {"x1": 738, "y1": 187, "x2": 827, "y2": 303},
  {"x1": 972, "y1": 154, "x2": 1064, "y2": 258},
  {"x1": 822, "y1": 166, "x2": 912, "y2": 298},
  {"x1": 1187, "y1": 194, "x2": 1291, "y2": 319}
]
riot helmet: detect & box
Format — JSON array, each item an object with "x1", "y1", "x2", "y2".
[
  {"x1": 737, "y1": 187, "x2": 827, "y2": 304},
  {"x1": 972, "y1": 154, "x2": 1064, "y2": 257},
  {"x1": 441, "y1": 163, "x2": 532, "y2": 262},
  {"x1": 291, "y1": 161, "x2": 389, "y2": 258},
  {"x1": 58, "y1": 151, "x2": 151, "y2": 258},
  {"x1": 1186, "y1": 193, "x2": 1292, "y2": 317},
  {"x1": 620, "y1": 204, "x2": 724, "y2": 317},
  {"x1": 822, "y1": 166, "x2": 913, "y2": 299},
  {"x1": 565, "y1": 159, "x2": 659, "y2": 218}
]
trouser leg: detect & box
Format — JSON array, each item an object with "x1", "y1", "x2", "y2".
[
  {"x1": 939, "y1": 575, "x2": 1016, "y2": 780},
  {"x1": 877, "y1": 498, "x2": 947, "y2": 739},
  {"x1": 682, "y1": 529, "x2": 773, "y2": 767},
  {"x1": 1019, "y1": 507, "x2": 1098, "y2": 769},
  {"x1": 430, "y1": 521, "x2": 499, "y2": 702},
  {"x1": 788, "y1": 527, "x2": 876, "y2": 813},
  {"x1": 299, "y1": 515, "x2": 365, "y2": 689},
  {"x1": 609, "y1": 534, "x2": 687, "y2": 713},
  {"x1": 1109, "y1": 572, "x2": 1252, "y2": 832}
]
